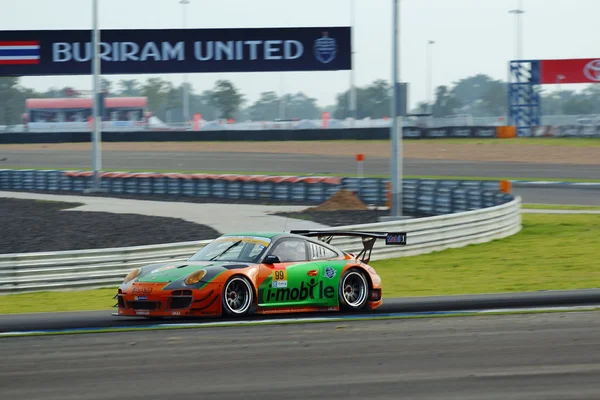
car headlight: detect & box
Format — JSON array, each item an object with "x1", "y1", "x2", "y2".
[
  {"x1": 184, "y1": 270, "x2": 207, "y2": 285},
  {"x1": 123, "y1": 268, "x2": 141, "y2": 284}
]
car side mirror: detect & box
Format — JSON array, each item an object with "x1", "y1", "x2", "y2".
[{"x1": 263, "y1": 254, "x2": 281, "y2": 264}]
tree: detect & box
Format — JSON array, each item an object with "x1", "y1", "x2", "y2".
[
  {"x1": 246, "y1": 91, "x2": 280, "y2": 121},
  {"x1": 210, "y1": 80, "x2": 245, "y2": 119},
  {"x1": 0, "y1": 77, "x2": 21, "y2": 125},
  {"x1": 140, "y1": 77, "x2": 174, "y2": 121},
  {"x1": 118, "y1": 79, "x2": 141, "y2": 97},
  {"x1": 284, "y1": 92, "x2": 321, "y2": 120},
  {"x1": 100, "y1": 78, "x2": 113, "y2": 94},
  {"x1": 432, "y1": 85, "x2": 462, "y2": 117},
  {"x1": 334, "y1": 79, "x2": 391, "y2": 119}
]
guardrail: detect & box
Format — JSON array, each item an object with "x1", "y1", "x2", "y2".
[
  {"x1": 0, "y1": 169, "x2": 514, "y2": 215},
  {"x1": 0, "y1": 196, "x2": 521, "y2": 294}
]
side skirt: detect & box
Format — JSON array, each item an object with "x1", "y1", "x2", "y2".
[{"x1": 256, "y1": 306, "x2": 340, "y2": 315}]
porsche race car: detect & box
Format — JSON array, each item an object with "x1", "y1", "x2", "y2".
[{"x1": 115, "y1": 230, "x2": 407, "y2": 318}]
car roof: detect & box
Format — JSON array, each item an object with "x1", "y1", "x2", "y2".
[{"x1": 221, "y1": 232, "x2": 286, "y2": 239}]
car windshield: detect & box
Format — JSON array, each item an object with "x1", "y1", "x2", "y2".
[{"x1": 188, "y1": 236, "x2": 272, "y2": 263}]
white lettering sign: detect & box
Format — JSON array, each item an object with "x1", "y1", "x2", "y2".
[{"x1": 52, "y1": 40, "x2": 306, "y2": 63}]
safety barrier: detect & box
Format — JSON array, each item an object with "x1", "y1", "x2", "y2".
[
  {"x1": 0, "y1": 125, "x2": 515, "y2": 144},
  {"x1": 0, "y1": 196, "x2": 522, "y2": 294},
  {"x1": 0, "y1": 169, "x2": 513, "y2": 215}
]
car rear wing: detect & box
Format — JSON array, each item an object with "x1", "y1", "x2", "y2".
[{"x1": 290, "y1": 230, "x2": 407, "y2": 264}]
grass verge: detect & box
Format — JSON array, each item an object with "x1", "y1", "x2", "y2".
[
  {"x1": 522, "y1": 204, "x2": 600, "y2": 211},
  {"x1": 2, "y1": 166, "x2": 599, "y2": 183},
  {"x1": 1, "y1": 214, "x2": 598, "y2": 314}
]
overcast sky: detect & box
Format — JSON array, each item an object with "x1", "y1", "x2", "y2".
[{"x1": 1, "y1": 0, "x2": 596, "y2": 107}]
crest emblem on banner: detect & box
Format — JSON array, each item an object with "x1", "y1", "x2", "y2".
[{"x1": 313, "y1": 32, "x2": 337, "y2": 64}]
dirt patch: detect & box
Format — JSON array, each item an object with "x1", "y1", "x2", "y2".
[
  {"x1": 305, "y1": 190, "x2": 369, "y2": 212},
  {"x1": 1, "y1": 140, "x2": 599, "y2": 165},
  {"x1": 0, "y1": 198, "x2": 221, "y2": 254}
]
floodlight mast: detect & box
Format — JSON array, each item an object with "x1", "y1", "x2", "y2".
[
  {"x1": 90, "y1": 0, "x2": 102, "y2": 191},
  {"x1": 390, "y1": 0, "x2": 403, "y2": 217}
]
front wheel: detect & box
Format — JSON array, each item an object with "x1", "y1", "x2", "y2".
[
  {"x1": 338, "y1": 268, "x2": 369, "y2": 311},
  {"x1": 222, "y1": 276, "x2": 254, "y2": 317}
]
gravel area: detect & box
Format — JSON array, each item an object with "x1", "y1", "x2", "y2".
[
  {"x1": 3, "y1": 140, "x2": 599, "y2": 164},
  {"x1": 0, "y1": 193, "x2": 405, "y2": 254},
  {"x1": 0, "y1": 198, "x2": 221, "y2": 254},
  {"x1": 272, "y1": 210, "x2": 394, "y2": 227}
]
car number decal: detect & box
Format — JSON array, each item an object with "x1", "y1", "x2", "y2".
[{"x1": 272, "y1": 269, "x2": 288, "y2": 288}]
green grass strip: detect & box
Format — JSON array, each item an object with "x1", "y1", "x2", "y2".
[{"x1": 522, "y1": 204, "x2": 600, "y2": 211}]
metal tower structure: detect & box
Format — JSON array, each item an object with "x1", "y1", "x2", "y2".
[{"x1": 508, "y1": 60, "x2": 541, "y2": 137}]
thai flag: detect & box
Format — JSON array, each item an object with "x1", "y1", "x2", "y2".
[{"x1": 0, "y1": 41, "x2": 40, "y2": 65}]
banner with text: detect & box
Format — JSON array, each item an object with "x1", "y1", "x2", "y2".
[
  {"x1": 540, "y1": 58, "x2": 600, "y2": 84},
  {"x1": 0, "y1": 27, "x2": 351, "y2": 76}
]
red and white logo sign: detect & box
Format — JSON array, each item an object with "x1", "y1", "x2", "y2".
[
  {"x1": 541, "y1": 58, "x2": 600, "y2": 84},
  {"x1": 583, "y1": 59, "x2": 600, "y2": 82}
]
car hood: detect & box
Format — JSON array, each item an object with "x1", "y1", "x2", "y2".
[{"x1": 135, "y1": 261, "x2": 250, "y2": 283}]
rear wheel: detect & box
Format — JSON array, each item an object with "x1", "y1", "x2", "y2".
[
  {"x1": 338, "y1": 269, "x2": 369, "y2": 311},
  {"x1": 222, "y1": 276, "x2": 254, "y2": 317}
]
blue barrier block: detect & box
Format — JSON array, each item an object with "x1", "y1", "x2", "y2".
[
  {"x1": 124, "y1": 177, "x2": 138, "y2": 194},
  {"x1": 307, "y1": 183, "x2": 328, "y2": 203},
  {"x1": 21, "y1": 170, "x2": 36, "y2": 191},
  {"x1": 98, "y1": 175, "x2": 111, "y2": 192},
  {"x1": 211, "y1": 180, "x2": 228, "y2": 198},
  {"x1": 166, "y1": 176, "x2": 182, "y2": 196},
  {"x1": 195, "y1": 179, "x2": 211, "y2": 197},
  {"x1": 355, "y1": 178, "x2": 380, "y2": 205},
  {"x1": 273, "y1": 182, "x2": 291, "y2": 201},
  {"x1": 44, "y1": 170, "x2": 61, "y2": 191},
  {"x1": 324, "y1": 183, "x2": 340, "y2": 199},
  {"x1": 11, "y1": 170, "x2": 24, "y2": 190},
  {"x1": 181, "y1": 178, "x2": 196, "y2": 197},
  {"x1": 258, "y1": 182, "x2": 274, "y2": 200},
  {"x1": 0, "y1": 169, "x2": 11, "y2": 189},
  {"x1": 136, "y1": 176, "x2": 153, "y2": 195},
  {"x1": 226, "y1": 180, "x2": 242, "y2": 199},
  {"x1": 33, "y1": 170, "x2": 48, "y2": 191},
  {"x1": 111, "y1": 176, "x2": 126, "y2": 193},
  {"x1": 481, "y1": 181, "x2": 500, "y2": 190},
  {"x1": 151, "y1": 176, "x2": 167, "y2": 195},
  {"x1": 290, "y1": 181, "x2": 307, "y2": 202},
  {"x1": 241, "y1": 181, "x2": 258, "y2": 200},
  {"x1": 340, "y1": 178, "x2": 360, "y2": 193},
  {"x1": 70, "y1": 173, "x2": 91, "y2": 192}
]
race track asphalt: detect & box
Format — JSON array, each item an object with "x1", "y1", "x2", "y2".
[
  {"x1": 3, "y1": 290, "x2": 600, "y2": 333},
  {"x1": 2, "y1": 311, "x2": 600, "y2": 399},
  {"x1": 1, "y1": 149, "x2": 597, "y2": 180}
]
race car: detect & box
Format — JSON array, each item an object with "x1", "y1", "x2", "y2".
[{"x1": 114, "y1": 230, "x2": 407, "y2": 318}]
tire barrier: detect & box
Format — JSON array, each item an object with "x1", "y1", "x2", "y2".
[{"x1": 0, "y1": 169, "x2": 514, "y2": 215}]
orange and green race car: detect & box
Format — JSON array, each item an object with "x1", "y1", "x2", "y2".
[{"x1": 115, "y1": 230, "x2": 407, "y2": 318}]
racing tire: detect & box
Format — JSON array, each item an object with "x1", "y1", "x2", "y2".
[
  {"x1": 338, "y1": 268, "x2": 370, "y2": 312},
  {"x1": 222, "y1": 276, "x2": 255, "y2": 317}
]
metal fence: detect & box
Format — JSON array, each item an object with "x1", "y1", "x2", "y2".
[
  {"x1": 0, "y1": 169, "x2": 514, "y2": 215},
  {"x1": 0, "y1": 196, "x2": 521, "y2": 294}
]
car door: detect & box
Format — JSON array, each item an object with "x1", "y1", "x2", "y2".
[{"x1": 257, "y1": 238, "x2": 325, "y2": 308}]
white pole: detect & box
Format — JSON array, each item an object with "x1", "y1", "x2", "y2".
[
  {"x1": 279, "y1": 73, "x2": 285, "y2": 120},
  {"x1": 180, "y1": 0, "x2": 190, "y2": 125},
  {"x1": 509, "y1": 0, "x2": 524, "y2": 60},
  {"x1": 426, "y1": 40, "x2": 435, "y2": 113},
  {"x1": 349, "y1": 0, "x2": 357, "y2": 124},
  {"x1": 390, "y1": 0, "x2": 402, "y2": 217},
  {"x1": 91, "y1": 0, "x2": 102, "y2": 191}
]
